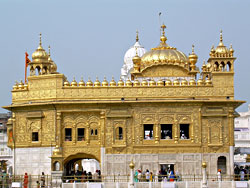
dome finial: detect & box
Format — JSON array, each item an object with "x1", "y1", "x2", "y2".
[
  {"x1": 218, "y1": 30, "x2": 224, "y2": 46},
  {"x1": 48, "y1": 45, "x2": 51, "y2": 56},
  {"x1": 220, "y1": 30, "x2": 223, "y2": 43},
  {"x1": 160, "y1": 23, "x2": 167, "y2": 44},
  {"x1": 161, "y1": 23, "x2": 166, "y2": 36},
  {"x1": 192, "y1": 44, "x2": 195, "y2": 54},
  {"x1": 136, "y1": 30, "x2": 139, "y2": 42},
  {"x1": 39, "y1": 33, "x2": 42, "y2": 47},
  {"x1": 135, "y1": 47, "x2": 138, "y2": 56}
]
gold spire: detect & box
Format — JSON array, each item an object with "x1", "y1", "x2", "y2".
[
  {"x1": 192, "y1": 44, "x2": 194, "y2": 54},
  {"x1": 38, "y1": 33, "x2": 42, "y2": 49},
  {"x1": 136, "y1": 30, "x2": 139, "y2": 42},
  {"x1": 48, "y1": 45, "x2": 51, "y2": 56},
  {"x1": 160, "y1": 24, "x2": 167, "y2": 44},
  {"x1": 219, "y1": 30, "x2": 224, "y2": 46}
]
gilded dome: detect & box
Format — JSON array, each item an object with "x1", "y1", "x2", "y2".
[
  {"x1": 215, "y1": 30, "x2": 229, "y2": 54},
  {"x1": 140, "y1": 24, "x2": 189, "y2": 71},
  {"x1": 32, "y1": 33, "x2": 49, "y2": 63},
  {"x1": 102, "y1": 77, "x2": 109, "y2": 87},
  {"x1": 48, "y1": 46, "x2": 57, "y2": 73},
  {"x1": 110, "y1": 77, "x2": 116, "y2": 87}
]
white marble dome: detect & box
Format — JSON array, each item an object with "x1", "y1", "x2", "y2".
[{"x1": 121, "y1": 36, "x2": 147, "y2": 80}]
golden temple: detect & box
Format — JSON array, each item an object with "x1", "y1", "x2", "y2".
[{"x1": 3, "y1": 24, "x2": 244, "y2": 176}]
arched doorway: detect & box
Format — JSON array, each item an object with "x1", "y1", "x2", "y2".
[
  {"x1": 217, "y1": 156, "x2": 226, "y2": 174},
  {"x1": 63, "y1": 153, "x2": 100, "y2": 176}
]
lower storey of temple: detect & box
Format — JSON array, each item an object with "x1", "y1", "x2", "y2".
[{"x1": 13, "y1": 147, "x2": 234, "y2": 176}]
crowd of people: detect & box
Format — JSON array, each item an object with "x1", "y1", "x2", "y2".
[
  {"x1": 134, "y1": 169, "x2": 180, "y2": 182},
  {"x1": 234, "y1": 165, "x2": 250, "y2": 181},
  {"x1": 65, "y1": 170, "x2": 101, "y2": 183}
]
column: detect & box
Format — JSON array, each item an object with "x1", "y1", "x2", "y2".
[
  {"x1": 174, "y1": 118, "x2": 178, "y2": 143},
  {"x1": 100, "y1": 111, "x2": 105, "y2": 147},
  {"x1": 56, "y1": 112, "x2": 62, "y2": 146},
  {"x1": 155, "y1": 121, "x2": 160, "y2": 144},
  {"x1": 86, "y1": 123, "x2": 90, "y2": 145},
  {"x1": 228, "y1": 109, "x2": 234, "y2": 176}
]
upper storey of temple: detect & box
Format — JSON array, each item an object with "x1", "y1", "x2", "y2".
[{"x1": 5, "y1": 24, "x2": 242, "y2": 108}]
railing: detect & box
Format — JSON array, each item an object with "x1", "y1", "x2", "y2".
[
  {"x1": 0, "y1": 174, "x2": 249, "y2": 187},
  {"x1": 0, "y1": 174, "x2": 51, "y2": 188}
]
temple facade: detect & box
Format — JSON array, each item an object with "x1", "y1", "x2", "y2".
[{"x1": 3, "y1": 24, "x2": 244, "y2": 177}]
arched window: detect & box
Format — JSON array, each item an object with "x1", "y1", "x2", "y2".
[
  {"x1": 36, "y1": 66, "x2": 41, "y2": 75},
  {"x1": 217, "y1": 156, "x2": 226, "y2": 174},
  {"x1": 54, "y1": 161, "x2": 60, "y2": 171},
  {"x1": 227, "y1": 61, "x2": 231, "y2": 71},
  {"x1": 221, "y1": 62, "x2": 225, "y2": 71},
  {"x1": 116, "y1": 127, "x2": 123, "y2": 140},
  {"x1": 214, "y1": 62, "x2": 219, "y2": 71}
]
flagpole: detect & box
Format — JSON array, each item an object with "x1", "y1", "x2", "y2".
[{"x1": 25, "y1": 52, "x2": 27, "y2": 84}]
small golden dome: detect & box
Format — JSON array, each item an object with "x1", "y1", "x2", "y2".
[
  {"x1": 215, "y1": 30, "x2": 229, "y2": 54},
  {"x1": 229, "y1": 44, "x2": 234, "y2": 56},
  {"x1": 24, "y1": 83, "x2": 28, "y2": 89},
  {"x1": 188, "y1": 45, "x2": 198, "y2": 67},
  {"x1": 197, "y1": 78, "x2": 204, "y2": 86},
  {"x1": 132, "y1": 50, "x2": 141, "y2": 64},
  {"x1": 149, "y1": 79, "x2": 156, "y2": 86},
  {"x1": 129, "y1": 160, "x2": 135, "y2": 169},
  {"x1": 202, "y1": 162, "x2": 207, "y2": 168},
  {"x1": 102, "y1": 76, "x2": 109, "y2": 87},
  {"x1": 117, "y1": 78, "x2": 124, "y2": 87},
  {"x1": 79, "y1": 77, "x2": 85, "y2": 87},
  {"x1": 71, "y1": 77, "x2": 77, "y2": 87},
  {"x1": 173, "y1": 79, "x2": 180, "y2": 86},
  {"x1": 205, "y1": 77, "x2": 212, "y2": 86},
  {"x1": 157, "y1": 79, "x2": 164, "y2": 86},
  {"x1": 181, "y1": 79, "x2": 188, "y2": 86},
  {"x1": 165, "y1": 79, "x2": 172, "y2": 86},
  {"x1": 94, "y1": 77, "x2": 101, "y2": 87},
  {"x1": 133, "y1": 78, "x2": 140, "y2": 86},
  {"x1": 110, "y1": 77, "x2": 117, "y2": 87},
  {"x1": 48, "y1": 46, "x2": 57, "y2": 73},
  {"x1": 202, "y1": 61, "x2": 207, "y2": 72},
  {"x1": 18, "y1": 80, "x2": 24, "y2": 89},
  {"x1": 86, "y1": 77, "x2": 93, "y2": 87},
  {"x1": 141, "y1": 79, "x2": 148, "y2": 87},
  {"x1": 32, "y1": 33, "x2": 49, "y2": 63},
  {"x1": 126, "y1": 79, "x2": 132, "y2": 87},
  {"x1": 189, "y1": 78, "x2": 196, "y2": 86},
  {"x1": 64, "y1": 80, "x2": 70, "y2": 87},
  {"x1": 13, "y1": 81, "x2": 18, "y2": 90}
]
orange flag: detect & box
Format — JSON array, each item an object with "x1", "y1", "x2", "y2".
[{"x1": 25, "y1": 52, "x2": 31, "y2": 83}]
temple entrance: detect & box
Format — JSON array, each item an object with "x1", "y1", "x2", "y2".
[
  {"x1": 63, "y1": 153, "x2": 100, "y2": 177},
  {"x1": 160, "y1": 164, "x2": 175, "y2": 175}
]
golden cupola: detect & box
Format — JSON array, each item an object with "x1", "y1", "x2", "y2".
[
  {"x1": 32, "y1": 33, "x2": 49, "y2": 63},
  {"x1": 29, "y1": 33, "x2": 52, "y2": 76},
  {"x1": 48, "y1": 46, "x2": 58, "y2": 73},
  {"x1": 140, "y1": 24, "x2": 189, "y2": 71},
  {"x1": 210, "y1": 30, "x2": 233, "y2": 58}
]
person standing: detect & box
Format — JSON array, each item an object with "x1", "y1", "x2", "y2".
[
  {"x1": 41, "y1": 172, "x2": 45, "y2": 188},
  {"x1": 23, "y1": 173, "x2": 29, "y2": 188},
  {"x1": 145, "y1": 169, "x2": 150, "y2": 182},
  {"x1": 137, "y1": 170, "x2": 142, "y2": 182},
  {"x1": 134, "y1": 170, "x2": 138, "y2": 182},
  {"x1": 217, "y1": 169, "x2": 222, "y2": 181}
]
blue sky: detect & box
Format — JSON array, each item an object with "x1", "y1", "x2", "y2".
[{"x1": 0, "y1": 0, "x2": 250, "y2": 112}]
